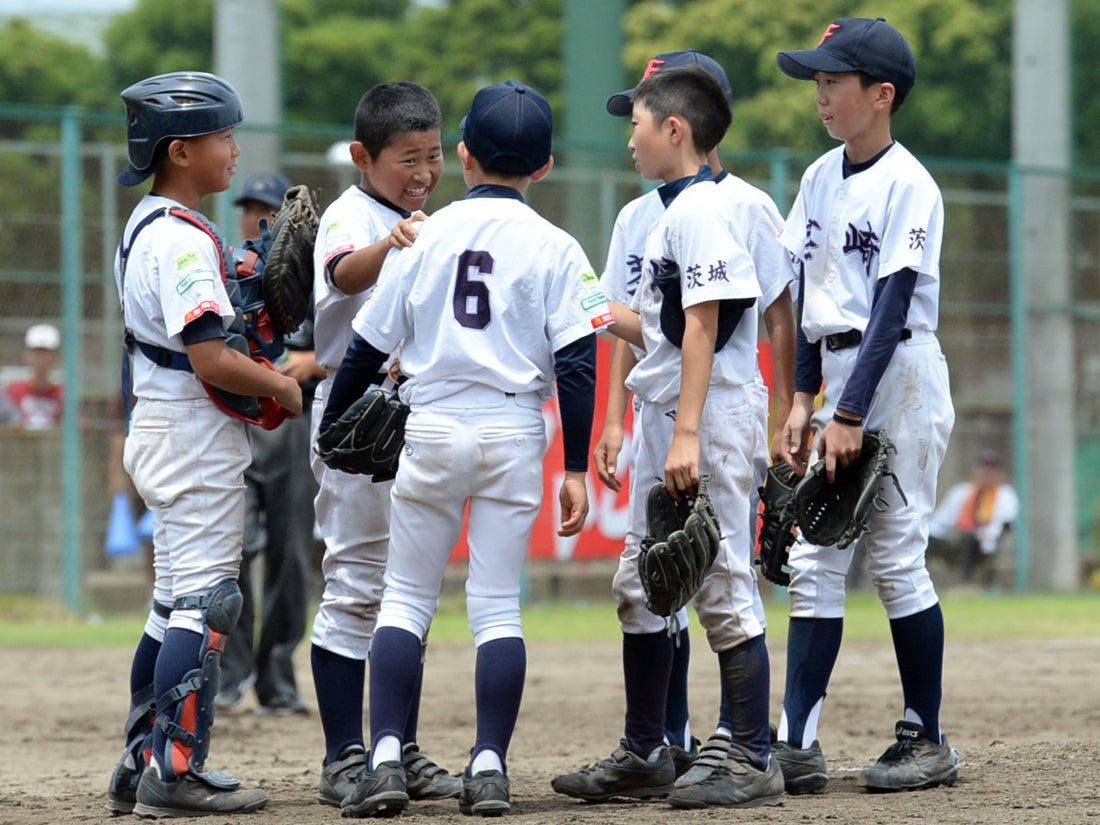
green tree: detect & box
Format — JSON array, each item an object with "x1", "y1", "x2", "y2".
[
  {"x1": 625, "y1": 0, "x2": 1013, "y2": 161},
  {"x1": 102, "y1": 0, "x2": 215, "y2": 93},
  {"x1": 0, "y1": 19, "x2": 107, "y2": 114}
]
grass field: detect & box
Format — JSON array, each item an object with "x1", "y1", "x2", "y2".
[{"x1": 1, "y1": 590, "x2": 1096, "y2": 647}]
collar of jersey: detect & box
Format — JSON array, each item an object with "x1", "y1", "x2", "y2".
[
  {"x1": 465, "y1": 183, "x2": 525, "y2": 202},
  {"x1": 842, "y1": 141, "x2": 895, "y2": 179},
  {"x1": 356, "y1": 185, "x2": 411, "y2": 219},
  {"x1": 657, "y1": 164, "x2": 712, "y2": 208}
]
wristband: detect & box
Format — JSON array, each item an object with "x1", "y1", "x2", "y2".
[{"x1": 832, "y1": 412, "x2": 863, "y2": 427}]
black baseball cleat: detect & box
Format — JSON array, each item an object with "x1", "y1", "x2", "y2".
[
  {"x1": 131, "y1": 767, "x2": 268, "y2": 818},
  {"x1": 458, "y1": 768, "x2": 510, "y2": 817},
  {"x1": 341, "y1": 760, "x2": 409, "y2": 818},
  {"x1": 550, "y1": 739, "x2": 675, "y2": 802},
  {"x1": 771, "y1": 725, "x2": 828, "y2": 794},
  {"x1": 858, "y1": 720, "x2": 959, "y2": 791}
]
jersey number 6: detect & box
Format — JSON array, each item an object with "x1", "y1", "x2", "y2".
[{"x1": 453, "y1": 249, "x2": 492, "y2": 330}]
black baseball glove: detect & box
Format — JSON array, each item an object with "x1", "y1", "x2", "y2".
[
  {"x1": 315, "y1": 387, "x2": 409, "y2": 482},
  {"x1": 262, "y1": 184, "x2": 319, "y2": 334},
  {"x1": 792, "y1": 430, "x2": 907, "y2": 549},
  {"x1": 755, "y1": 461, "x2": 801, "y2": 586},
  {"x1": 638, "y1": 477, "x2": 722, "y2": 618}
]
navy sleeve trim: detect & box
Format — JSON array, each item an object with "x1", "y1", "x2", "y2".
[
  {"x1": 836, "y1": 267, "x2": 918, "y2": 417},
  {"x1": 554, "y1": 335, "x2": 597, "y2": 473},
  {"x1": 180, "y1": 311, "x2": 226, "y2": 346},
  {"x1": 319, "y1": 333, "x2": 389, "y2": 431},
  {"x1": 793, "y1": 263, "x2": 823, "y2": 395}
]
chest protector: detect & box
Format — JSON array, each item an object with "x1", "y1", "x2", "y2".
[{"x1": 119, "y1": 206, "x2": 290, "y2": 430}]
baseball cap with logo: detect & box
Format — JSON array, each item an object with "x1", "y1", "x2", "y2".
[
  {"x1": 606, "y1": 50, "x2": 733, "y2": 117},
  {"x1": 459, "y1": 80, "x2": 553, "y2": 176},
  {"x1": 25, "y1": 323, "x2": 60, "y2": 351},
  {"x1": 234, "y1": 172, "x2": 292, "y2": 209},
  {"x1": 777, "y1": 17, "x2": 916, "y2": 96}
]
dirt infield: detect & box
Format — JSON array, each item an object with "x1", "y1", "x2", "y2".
[{"x1": 1, "y1": 628, "x2": 1098, "y2": 824}]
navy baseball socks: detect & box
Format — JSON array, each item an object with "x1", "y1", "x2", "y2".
[{"x1": 667, "y1": 636, "x2": 784, "y2": 809}]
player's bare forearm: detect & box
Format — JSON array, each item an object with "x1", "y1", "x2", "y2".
[
  {"x1": 330, "y1": 237, "x2": 394, "y2": 294},
  {"x1": 595, "y1": 338, "x2": 637, "y2": 491},
  {"x1": 558, "y1": 471, "x2": 590, "y2": 537},
  {"x1": 188, "y1": 339, "x2": 303, "y2": 417},
  {"x1": 603, "y1": 302, "x2": 644, "y2": 348},
  {"x1": 665, "y1": 306, "x2": 715, "y2": 496},
  {"x1": 279, "y1": 350, "x2": 325, "y2": 385},
  {"x1": 780, "y1": 391, "x2": 816, "y2": 473},
  {"x1": 763, "y1": 290, "x2": 797, "y2": 461}
]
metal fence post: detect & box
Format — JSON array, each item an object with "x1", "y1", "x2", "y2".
[{"x1": 61, "y1": 106, "x2": 84, "y2": 612}]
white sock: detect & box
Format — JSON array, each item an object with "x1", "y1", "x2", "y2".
[
  {"x1": 470, "y1": 749, "x2": 503, "y2": 775},
  {"x1": 371, "y1": 735, "x2": 402, "y2": 770}
]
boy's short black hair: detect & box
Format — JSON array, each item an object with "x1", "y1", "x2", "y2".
[
  {"x1": 354, "y1": 82, "x2": 442, "y2": 159},
  {"x1": 631, "y1": 66, "x2": 732, "y2": 155}
]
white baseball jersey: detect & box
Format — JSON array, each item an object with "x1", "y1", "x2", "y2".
[
  {"x1": 626, "y1": 179, "x2": 762, "y2": 405},
  {"x1": 313, "y1": 185, "x2": 408, "y2": 373},
  {"x1": 778, "y1": 142, "x2": 943, "y2": 341},
  {"x1": 780, "y1": 142, "x2": 954, "y2": 621},
  {"x1": 354, "y1": 195, "x2": 614, "y2": 405},
  {"x1": 602, "y1": 189, "x2": 662, "y2": 305},
  {"x1": 114, "y1": 194, "x2": 250, "y2": 638},
  {"x1": 115, "y1": 194, "x2": 237, "y2": 401}
]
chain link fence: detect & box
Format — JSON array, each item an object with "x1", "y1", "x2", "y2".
[{"x1": 1, "y1": 104, "x2": 1096, "y2": 610}]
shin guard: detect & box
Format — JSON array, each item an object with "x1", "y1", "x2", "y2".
[{"x1": 155, "y1": 579, "x2": 243, "y2": 789}]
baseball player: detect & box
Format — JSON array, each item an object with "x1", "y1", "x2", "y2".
[
  {"x1": 773, "y1": 18, "x2": 958, "y2": 792},
  {"x1": 307, "y1": 81, "x2": 460, "y2": 808},
  {"x1": 318, "y1": 79, "x2": 612, "y2": 818},
  {"x1": 552, "y1": 66, "x2": 782, "y2": 810},
  {"x1": 596, "y1": 50, "x2": 797, "y2": 788},
  {"x1": 106, "y1": 71, "x2": 303, "y2": 818}
]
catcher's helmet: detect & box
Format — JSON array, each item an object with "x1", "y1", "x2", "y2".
[{"x1": 118, "y1": 71, "x2": 245, "y2": 186}]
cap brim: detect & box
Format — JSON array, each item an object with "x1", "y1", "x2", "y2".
[
  {"x1": 117, "y1": 164, "x2": 153, "y2": 187},
  {"x1": 777, "y1": 49, "x2": 858, "y2": 80},
  {"x1": 605, "y1": 89, "x2": 634, "y2": 117}
]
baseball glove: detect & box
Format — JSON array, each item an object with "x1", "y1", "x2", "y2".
[
  {"x1": 792, "y1": 430, "x2": 907, "y2": 549},
  {"x1": 638, "y1": 477, "x2": 722, "y2": 618},
  {"x1": 755, "y1": 461, "x2": 801, "y2": 586},
  {"x1": 262, "y1": 184, "x2": 319, "y2": 334},
  {"x1": 315, "y1": 387, "x2": 409, "y2": 481}
]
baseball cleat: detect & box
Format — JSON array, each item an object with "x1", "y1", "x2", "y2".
[
  {"x1": 667, "y1": 745, "x2": 785, "y2": 809},
  {"x1": 106, "y1": 763, "x2": 140, "y2": 815},
  {"x1": 131, "y1": 767, "x2": 268, "y2": 818},
  {"x1": 341, "y1": 760, "x2": 408, "y2": 818},
  {"x1": 318, "y1": 749, "x2": 368, "y2": 807},
  {"x1": 772, "y1": 726, "x2": 828, "y2": 794},
  {"x1": 458, "y1": 768, "x2": 510, "y2": 817},
  {"x1": 402, "y1": 743, "x2": 462, "y2": 800},
  {"x1": 858, "y1": 720, "x2": 959, "y2": 791},
  {"x1": 550, "y1": 739, "x2": 675, "y2": 802},
  {"x1": 667, "y1": 736, "x2": 700, "y2": 778},
  {"x1": 674, "y1": 731, "x2": 731, "y2": 788}
]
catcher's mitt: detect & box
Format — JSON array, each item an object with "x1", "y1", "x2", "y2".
[
  {"x1": 755, "y1": 461, "x2": 801, "y2": 586},
  {"x1": 638, "y1": 477, "x2": 722, "y2": 618},
  {"x1": 315, "y1": 387, "x2": 409, "y2": 481},
  {"x1": 262, "y1": 184, "x2": 319, "y2": 334},
  {"x1": 792, "y1": 430, "x2": 907, "y2": 549}
]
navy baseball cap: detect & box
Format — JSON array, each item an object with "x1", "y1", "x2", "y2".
[
  {"x1": 235, "y1": 172, "x2": 291, "y2": 208},
  {"x1": 459, "y1": 80, "x2": 553, "y2": 176},
  {"x1": 778, "y1": 18, "x2": 915, "y2": 96},
  {"x1": 606, "y1": 50, "x2": 733, "y2": 117}
]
